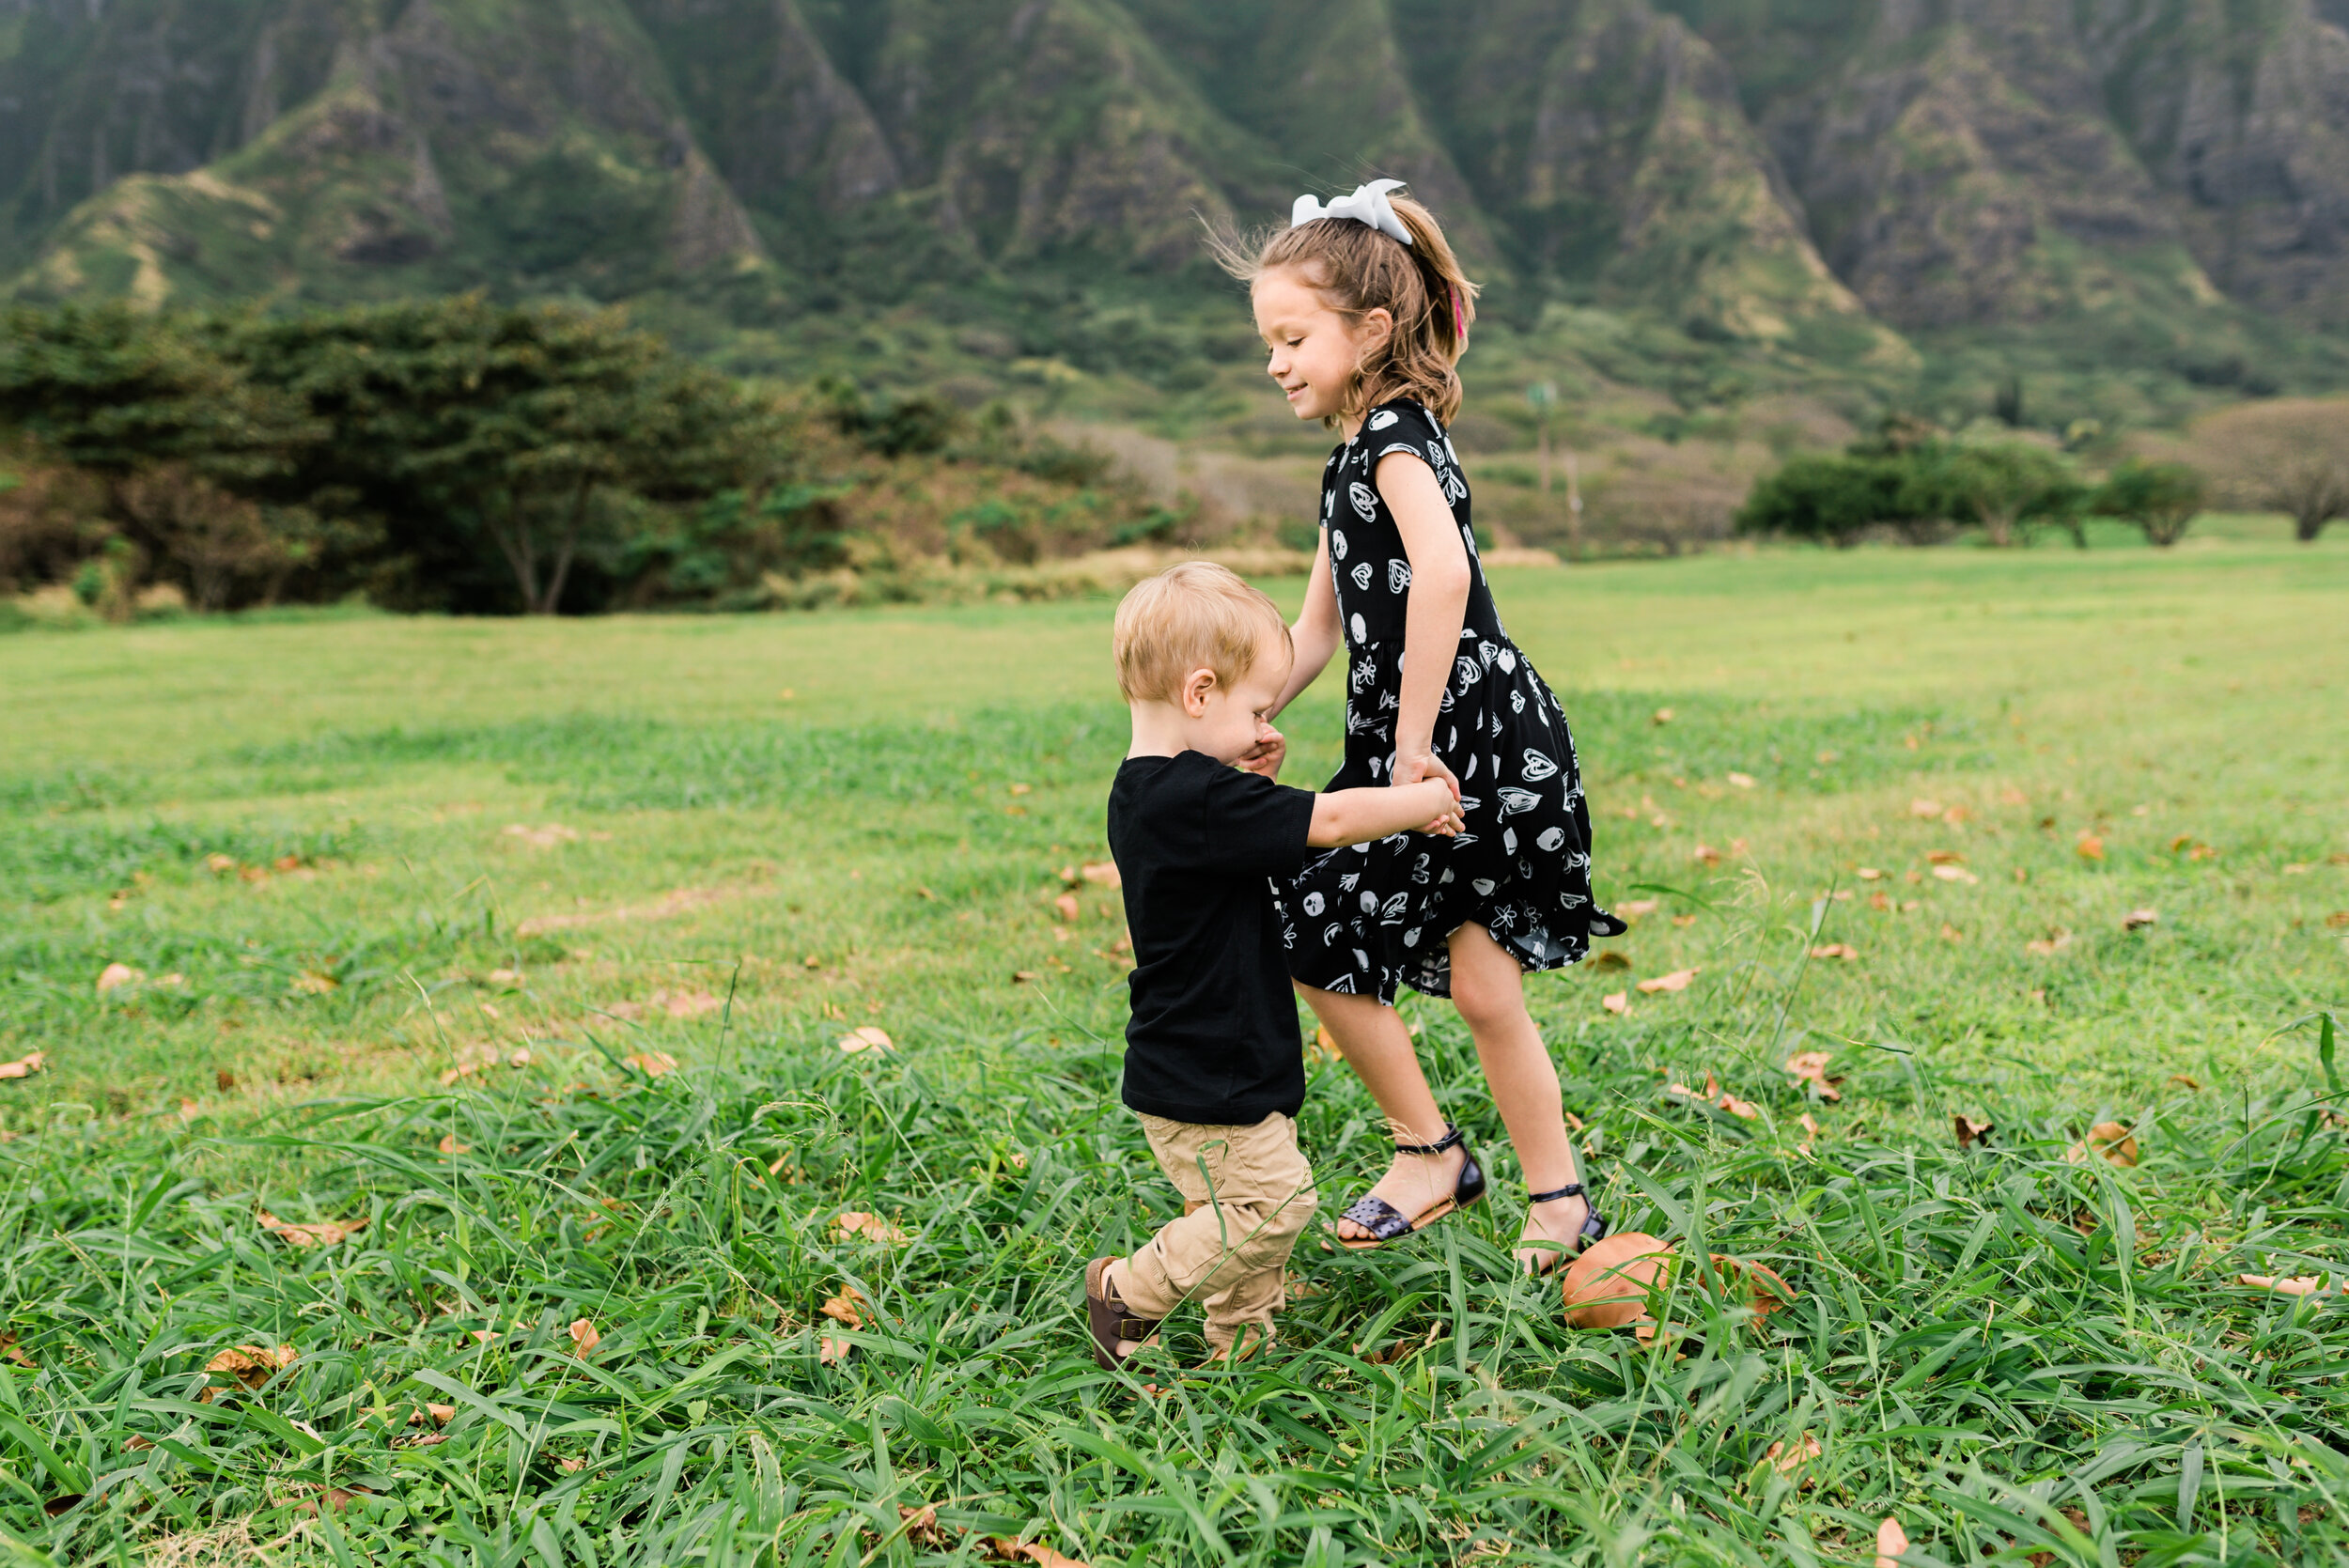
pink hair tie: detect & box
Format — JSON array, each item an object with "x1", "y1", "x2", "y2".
[{"x1": 1451, "y1": 286, "x2": 1467, "y2": 342}]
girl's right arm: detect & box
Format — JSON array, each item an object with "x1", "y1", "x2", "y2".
[{"x1": 1269, "y1": 528, "x2": 1339, "y2": 722}]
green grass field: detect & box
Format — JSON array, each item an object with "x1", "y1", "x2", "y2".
[{"x1": 2, "y1": 533, "x2": 2346, "y2": 1565}]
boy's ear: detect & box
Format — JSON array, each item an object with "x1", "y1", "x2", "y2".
[{"x1": 1180, "y1": 666, "x2": 1219, "y2": 717}]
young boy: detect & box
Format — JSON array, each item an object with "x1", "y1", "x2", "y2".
[{"x1": 1087, "y1": 562, "x2": 1461, "y2": 1369}]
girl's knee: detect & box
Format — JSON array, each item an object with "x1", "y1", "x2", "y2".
[{"x1": 1452, "y1": 976, "x2": 1526, "y2": 1034}]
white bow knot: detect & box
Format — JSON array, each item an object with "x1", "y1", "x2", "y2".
[{"x1": 1291, "y1": 179, "x2": 1413, "y2": 246}]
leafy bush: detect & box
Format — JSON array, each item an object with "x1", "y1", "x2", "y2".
[
  {"x1": 1734, "y1": 453, "x2": 1916, "y2": 547},
  {"x1": 2090, "y1": 460, "x2": 2204, "y2": 547}
]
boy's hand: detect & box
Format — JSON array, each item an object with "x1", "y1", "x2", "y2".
[{"x1": 1236, "y1": 721, "x2": 1286, "y2": 780}]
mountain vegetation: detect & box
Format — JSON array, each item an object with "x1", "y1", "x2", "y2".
[{"x1": 3, "y1": 0, "x2": 2347, "y2": 440}]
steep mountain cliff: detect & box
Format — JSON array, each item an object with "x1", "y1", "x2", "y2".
[{"x1": 3, "y1": 0, "x2": 2347, "y2": 402}]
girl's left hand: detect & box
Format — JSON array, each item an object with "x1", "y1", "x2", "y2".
[{"x1": 1392, "y1": 750, "x2": 1462, "y2": 801}]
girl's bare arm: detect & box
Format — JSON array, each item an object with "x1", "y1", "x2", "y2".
[
  {"x1": 1269, "y1": 527, "x2": 1340, "y2": 721},
  {"x1": 1377, "y1": 451, "x2": 1470, "y2": 787}
]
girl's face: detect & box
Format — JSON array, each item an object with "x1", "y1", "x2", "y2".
[{"x1": 1253, "y1": 265, "x2": 1391, "y2": 427}]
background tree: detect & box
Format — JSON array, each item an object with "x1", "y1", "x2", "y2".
[
  {"x1": 0, "y1": 304, "x2": 324, "y2": 606},
  {"x1": 1734, "y1": 453, "x2": 1914, "y2": 547},
  {"x1": 1906, "y1": 442, "x2": 2085, "y2": 547},
  {"x1": 2090, "y1": 459, "x2": 2204, "y2": 547},
  {"x1": 238, "y1": 298, "x2": 776, "y2": 614},
  {"x1": 2184, "y1": 398, "x2": 2349, "y2": 542}
]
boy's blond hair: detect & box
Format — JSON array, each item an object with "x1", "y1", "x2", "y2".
[{"x1": 1113, "y1": 562, "x2": 1291, "y2": 704}]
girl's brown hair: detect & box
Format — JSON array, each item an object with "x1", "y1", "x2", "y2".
[{"x1": 1213, "y1": 186, "x2": 1479, "y2": 427}]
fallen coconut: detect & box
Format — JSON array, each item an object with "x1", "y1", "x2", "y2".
[{"x1": 1561, "y1": 1232, "x2": 1674, "y2": 1330}]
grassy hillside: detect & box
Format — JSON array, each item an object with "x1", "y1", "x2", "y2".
[{"x1": 5, "y1": 0, "x2": 2347, "y2": 445}]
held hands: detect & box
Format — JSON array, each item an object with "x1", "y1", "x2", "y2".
[{"x1": 1392, "y1": 750, "x2": 1466, "y2": 837}]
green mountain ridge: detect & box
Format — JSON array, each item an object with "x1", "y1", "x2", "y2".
[{"x1": 3, "y1": 0, "x2": 2347, "y2": 419}]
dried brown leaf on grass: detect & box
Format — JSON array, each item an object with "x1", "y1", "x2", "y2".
[
  {"x1": 1808, "y1": 943, "x2": 1858, "y2": 960},
  {"x1": 1616, "y1": 899, "x2": 1660, "y2": 920},
  {"x1": 988, "y1": 1540, "x2": 1092, "y2": 1568},
  {"x1": 2077, "y1": 833, "x2": 2105, "y2": 861},
  {"x1": 625, "y1": 1050, "x2": 679, "y2": 1077},
  {"x1": 819, "y1": 1287, "x2": 868, "y2": 1328},
  {"x1": 818, "y1": 1336, "x2": 852, "y2": 1366},
  {"x1": 2238, "y1": 1274, "x2": 2331, "y2": 1296},
  {"x1": 833, "y1": 1211, "x2": 910, "y2": 1245},
  {"x1": 257, "y1": 1211, "x2": 365, "y2": 1248},
  {"x1": 2123, "y1": 908, "x2": 2160, "y2": 932},
  {"x1": 2065, "y1": 1121, "x2": 2139, "y2": 1167},
  {"x1": 1765, "y1": 1432, "x2": 1821, "y2": 1481},
  {"x1": 96, "y1": 963, "x2": 143, "y2": 993},
  {"x1": 0, "y1": 1332, "x2": 31, "y2": 1369},
  {"x1": 437, "y1": 1135, "x2": 468, "y2": 1156},
  {"x1": 201, "y1": 1344, "x2": 295, "y2": 1401},
  {"x1": 838, "y1": 1026, "x2": 894, "y2": 1054},
  {"x1": 1875, "y1": 1516, "x2": 1909, "y2": 1568},
  {"x1": 1638, "y1": 968, "x2": 1698, "y2": 995},
  {"x1": 1710, "y1": 1255, "x2": 1796, "y2": 1317},
  {"x1": 1783, "y1": 1051, "x2": 1843, "y2": 1100},
  {"x1": 2025, "y1": 930, "x2": 2074, "y2": 955},
  {"x1": 1601, "y1": 991, "x2": 1630, "y2": 1015},
  {"x1": 0, "y1": 1051, "x2": 45, "y2": 1079},
  {"x1": 1052, "y1": 893, "x2": 1080, "y2": 922},
  {"x1": 568, "y1": 1318, "x2": 600, "y2": 1358},
  {"x1": 898, "y1": 1505, "x2": 949, "y2": 1548},
  {"x1": 1954, "y1": 1115, "x2": 1994, "y2": 1150},
  {"x1": 1590, "y1": 950, "x2": 1630, "y2": 970}
]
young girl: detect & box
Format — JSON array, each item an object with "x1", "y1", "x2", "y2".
[{"x1": 1222, "y1": 179, "x2": 1626, "y2": 1275}]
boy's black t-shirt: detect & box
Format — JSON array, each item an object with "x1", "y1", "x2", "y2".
[{"x1": 1107, "y1": 749, "x2": 1317, "y2": 1125}]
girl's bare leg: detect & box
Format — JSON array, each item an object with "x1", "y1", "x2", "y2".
[
  {"x1": 1445, "y1": 923, "x2": 1593, "y2": 1273},
  {"x1": 1298, "y1": 984, "x2": 1467, "y2": 1242}
]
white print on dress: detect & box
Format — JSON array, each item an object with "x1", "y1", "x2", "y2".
[
  {"x1": 1502, "y1": 827, "x2": 1518, "y2": 853},
  {"x1": 1498, "y1": 787, "x2": 1541, "y2": 815},
  {"x1": 1367, "y1": 409, "x2": 1400, "y2": 430},
  {"x1": 1351, "y1": 613, "x2": 1368, "y2": 646},
  {"x1": 1520, "y1": 749, "x2": 1560, "y2": 782},
  {"x1": 1453, "y1": 655, "x2": 1482, "y2": 688},
  {"x1": 1351, "y1": 561, "x2": 1374, "y2": 590},
  {"x1": 1497, "y1": 648, "x2": 1517, "y2": 674},
  {"x1": 1537, "y1": 827, "x2": 1567, "y2": 852},
  {"x1": 1388, "y1": 559, "x2": 1411, "y2": 593},
  {"x1": 1360, "y1": 891, "x2": 1378, "y2": 912},
  {"x1": 1472, "y1": 877, "x2": 1497, "y2": 896},
  {"x1": 1303, "y1": 893, "x2": 1325, "y2": 916},
  {"x1": 1348, "y1": 483, "x2": 1377, "y2": 520},
  {"x1": 1331, "y1": 528, "x2": 1349, "y2": 560}
]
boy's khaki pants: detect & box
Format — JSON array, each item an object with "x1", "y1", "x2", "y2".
[{"x1": 1114, "y1": 1110, "x2": 1317, "y2": 1358}]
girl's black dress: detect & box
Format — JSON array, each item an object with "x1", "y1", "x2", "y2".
[{"x1": 1282, "y1": 397, "x2": 1622, "y2": 1002}]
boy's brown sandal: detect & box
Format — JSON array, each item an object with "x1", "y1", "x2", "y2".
[{"x1": 1085, "y1": 1257, "x2": 1162, "y2": 1370}]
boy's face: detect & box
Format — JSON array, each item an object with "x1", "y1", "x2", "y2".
[{"x1": 1177, "y1": 634, "x2": 1291, "y2": 764}]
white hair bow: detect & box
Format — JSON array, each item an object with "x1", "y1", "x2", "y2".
[{"x1": 1291, "y1": 178, "x2": 1412, "y2": 246}]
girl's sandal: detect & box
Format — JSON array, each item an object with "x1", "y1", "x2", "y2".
[
  {"x1": 1518, "y1": 1179, "x2": 1610, "y2": 1278},
  {"x1": 1085, "y1": 1257, "x2": 1163, "y2": 1370},
  {"x1": 1329, "y1": 1124, "x2": 1487, "y2": 1251}
]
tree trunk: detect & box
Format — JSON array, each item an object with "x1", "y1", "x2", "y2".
[
  {"x1": 484, "y1": 495, "x2": 542, "y2": 614},
  {"x1": 537, "y1": 474, "x2": 593, "y2": 616},
  {"x1": 1978, "y1": 503, "x2": 2017, "y2": 547},
  {"x1": 2297, "y1": 509, "x2": 2332, "y2": 543}
]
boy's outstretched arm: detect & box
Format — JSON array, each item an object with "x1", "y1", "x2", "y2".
[{"x1": 1307, "y1": 779, "x2": 1460, "y2": 848}]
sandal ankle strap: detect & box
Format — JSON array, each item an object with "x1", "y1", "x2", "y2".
[
  {"x1": 1394, "y1": 1122, "x2": 1467, "y2": 1157},
  {"x1": 1528, "y1": 1181, "x2": 1586, "y2": 1203}
]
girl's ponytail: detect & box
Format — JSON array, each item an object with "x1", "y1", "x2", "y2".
[{"x1": 1214, "y1": 182, "x2": 1480, "y2": 427}]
